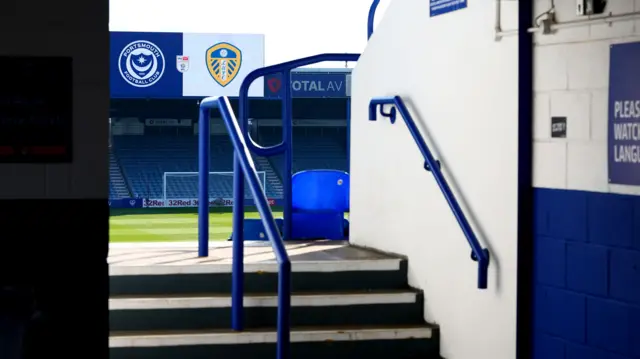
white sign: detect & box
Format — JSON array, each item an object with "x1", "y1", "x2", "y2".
[
  {"x1": 176, "y1": 55, "x2": 190, "y2": 73},
  {"x1": 181, "y1": 33, "x2": 264, "y2": 97}
]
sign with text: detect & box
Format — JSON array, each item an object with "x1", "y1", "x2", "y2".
[
  {"x1": 551, "y1": 117, "x2": 567, "y2": 138},
  {"x1": 143, "y1": 197, "x2": 278, "y2": 208},
  {"x1": 0, "y1": 56, "x2": 72, "y2": 163},
  {"x1": 609, "y1": 42, "x2": 640, "y2": 185},
  {"x1": 264, "y1": 72, "x2": 348, "y2": 98},
  {"x1": 430, "y1": 0, "x2": 467, "y2": 17}
]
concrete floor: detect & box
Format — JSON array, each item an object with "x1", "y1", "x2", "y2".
[{"x1": 108, "y1": 241, "x2": 394, "y2": 267}]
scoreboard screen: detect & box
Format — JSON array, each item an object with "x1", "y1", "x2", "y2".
[{"x1": 0, "y1": 56, "x2": 72, "y2": 163}]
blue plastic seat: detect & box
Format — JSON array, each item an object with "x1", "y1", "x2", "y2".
[
  {"x1": 231, "y1": 170, "x2": 350, "y2": 241},
  {"x1": 291, "y1": 170, "x2": 349, "y2": 240},
  {"x1": 292, "y1": 170, "x2": 349, "y2": 213}
]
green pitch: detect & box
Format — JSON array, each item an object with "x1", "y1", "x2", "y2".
[{"x1": 110, "y1": 207, "x2": 282, "y2": 242}]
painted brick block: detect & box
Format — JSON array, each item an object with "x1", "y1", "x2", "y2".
[
  {"x1": 610, "y1": 249, "x2": 640, "y2": 305},
  {"x1": 566, "y1": 41, "x2": 610, "y2": 90},
  {"x1": 586, "y1": 298, "x2": 631, "y2": 356},
  {"x1": 547, "y1": 189, "x2": 588, "y2": 241},
  {"x1": 535, "y1": 286, "x2": 586, "y2": 342},
  {"x1": 608, "y1": 354, "x2": 635, "y2": 359},
  {"x1": 566, "y1": 243, "x2": 608, "y2": 296},
  {"x1": 566, "y1": 343, "x2": 610, "y2": 359},
  {"x1": 631, "y1": 306, "x2": 640, "y2": 358},
  {"x1": 534, "y1": 332, "x2": 565, "y2": 359},
  {"x1": 633, "y1": 197, "x2": 640, "y2": 251},
  {"x1": 588, "y1": 193, "x2": 634, "y2": 248},
  {"x1": 568, "y1": 344, "x2": 637, "y2": 359},
  {"x1": 535, "y1": 236, "x2": 566, "y2": 287},
  {"x1": 534, "y1": 190, "x2": 550, "y2": 236}
]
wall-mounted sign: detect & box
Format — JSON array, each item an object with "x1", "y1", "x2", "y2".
[
  {"x1": 608, "y1": 42, "x2": 640, "y2": 185},
  {"x1": 0, "y1": 56, "x2": 73, "y2": 163},
  {"x1": 264, "y1": 72, "x2": 348, "y2": 98},
  {"x1": 110, "y1": 31, "x2": 264, "y2": 99},
  {"x1": 430, "y1": 0, "x2": 467, "y2": 17},
  {"x1": 551, "y1": 117, "x2": 567, "y2": 138}
]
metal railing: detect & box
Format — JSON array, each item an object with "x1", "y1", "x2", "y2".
[
  {"x1": 228, "y1": 53, "x2": 359, "y2": 331},
  {"x1": 198, "y1": 96, "x2": 291, "y2": 359},
  {"x1": 369, "y1": 96, "x2": 491, "y2": 289},
  {"x1": 368, "y1": 0, "x2": 381, "y2": 39}
]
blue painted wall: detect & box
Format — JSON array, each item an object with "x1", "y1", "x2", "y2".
[{"x1": 533, "y1": 188, "x2": 640, "y2": 359}]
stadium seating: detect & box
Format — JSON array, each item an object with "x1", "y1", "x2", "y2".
[
  {"x1": 109, "y1": 149, "x2": 131, "y2": 199},
  {"x1": 111, "y1": 134, "x2": 279, "y2": 199},
  {"x1": 109, "y1": 181, "x2": 117, "y2": 198},
  {"x1": 257, "y1": 127, "x2": 348, "y2": 176},
  {"x1": 109, "y1": 127, "x2": 347, "y2": 200}
]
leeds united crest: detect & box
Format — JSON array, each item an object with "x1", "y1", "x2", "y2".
[
  {"x1": 176, "y1": 55, "x2": 189, "y2": 73},
  {"x1": 205, "y1": 42, "x2": 242, "y2": 87}
]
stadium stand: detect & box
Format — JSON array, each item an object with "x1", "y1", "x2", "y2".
[
  {"x1": 258, "y1": 126, "x2": 348, "y2": 176},
  {"x1": 110, "y1": 134, "x2": 279, "y2": 199},
  {"x1": 108, "y1": 124, "x2": 347, "y2": 200},
  {"x1": 109, "y1": 149, "x2": 131, "y2": 198}
]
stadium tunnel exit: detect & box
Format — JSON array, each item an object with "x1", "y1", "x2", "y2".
[{"x1": 3, "y1": 0, "x2": 640, "y2": 359}]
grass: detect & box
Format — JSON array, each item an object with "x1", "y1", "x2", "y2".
[{"x1": 109, "y1": 207, "x2": 280, "y2": 242}]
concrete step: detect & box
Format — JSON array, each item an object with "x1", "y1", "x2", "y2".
[
  {"x1": 109, "y1": 325, "x2": 439, "y2": 359},
  {"x1": 109, "y1": 258, "x2": 408, "y2": 296},
  {"x1": 109, "y1": 290, "x2": 423, "y2": 331}
]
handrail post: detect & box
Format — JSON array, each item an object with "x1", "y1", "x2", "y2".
[
  {"x1": 478, "y1": 249, "x2": 489, "y2": 289},
  {"x1": 214, "y1": 96, "x2": 291, "y2": 359},
  {"x1": 197, "y1": 107, "x2": 210, "y2": 257},
  {"x1": 277, "y1": 261, "x2": 292, "y2": 359},
  {"x1": 231, "y1": 110, "x2": 245, "y2": 331},
  {"x1": 282, "y1": 71, "x2": 293, "y2": 241}
]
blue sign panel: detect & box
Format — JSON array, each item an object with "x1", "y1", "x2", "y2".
[
  {"x1": 109, "y1": 198, "x2": 144, "y2": 208},
  {"x1": 430, "y1": 0, "x2": 467, "y2": 17},
  {"x1": 110, "y1": 31, "x2": 184, "y2": 98},
  {"x1": 264, "y1": 73, "x2": 348, "y2": 98},
  {"x1": 608, "y1": 42, "x2": 640, "y2": 185}
]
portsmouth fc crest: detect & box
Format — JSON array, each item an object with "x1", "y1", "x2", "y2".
[
  {"x1": 118, "y1": 40, "x2": 165, "y2": 88},
  {"x1": 205, "y1": 42, "x2": 242, "y2": 87},
  {"x1": 176, "y1": 55, "x2": 189, "y2": 73}
]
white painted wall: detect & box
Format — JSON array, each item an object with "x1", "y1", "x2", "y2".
[
  {"x1": 533, "y1": 0, "x2": 640, "y2": 194},
  {"x1": 349, "y1": 1, "x2": 519, "y2": 359}
]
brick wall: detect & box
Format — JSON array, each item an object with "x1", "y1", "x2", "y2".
[
  {"x1": 533, "y1": 0, "x2": 640, "y2": 196},
  {"x1": 533, "y1": 188, "x2": 640, "y2": 359}
]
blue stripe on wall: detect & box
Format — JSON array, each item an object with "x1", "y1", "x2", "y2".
[{"x1": 533, "y1": 188, "x2": 640, "y2": 359}]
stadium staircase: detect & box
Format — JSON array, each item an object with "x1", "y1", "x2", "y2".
[
  {"x1": 109, "y1": 149, "x2": 131, "y2": 198},
  {"x1": 253, "y1": 154, "x2": 284, "y2": 197},
  {"x1": 108, "y1": 253, "x2": 440, "y2": 359}
]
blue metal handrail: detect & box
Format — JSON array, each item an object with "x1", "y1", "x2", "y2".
[
  {"x1": 198, "y1": 96, "x2": 291, "y2": 359},
  {"x1": 369, "y1": 96, "x2": 490, "y2": 289},
  {"x1": 368, "y1": 0, "x2": 381, "y2": 39},
  {"x1": 229, "y1": 53, "x2": 359, "y2": 332}
]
